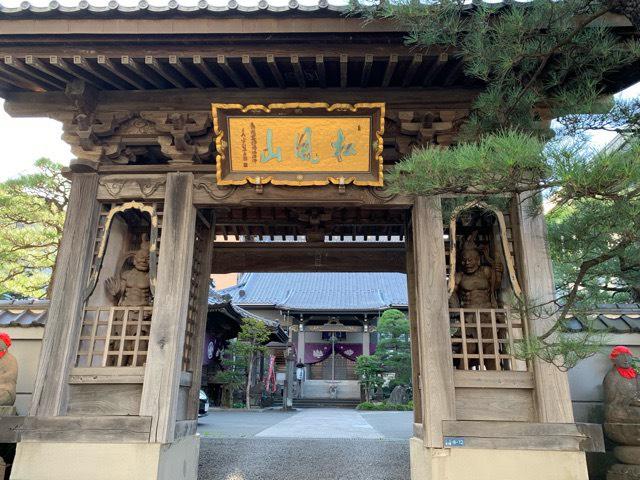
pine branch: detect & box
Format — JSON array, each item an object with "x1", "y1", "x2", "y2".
[
  {"x1": 538, "y1": 238, "x2": 634, "y2": 341},
  {"x1": 504, "y1": 6, "x2": 611, "y2": 119}
]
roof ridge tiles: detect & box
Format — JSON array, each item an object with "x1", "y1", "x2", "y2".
[{"x1": 0, "y1": 0, "x2": 354, "y2": 14}]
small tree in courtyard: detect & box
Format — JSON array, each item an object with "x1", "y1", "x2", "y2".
[
  {"x1": 355, "y1": 354, "x2": 384, "y2": 402},
  {"x1": 375, "y1": 309, "x2": 412, "y2": 387},
  {"x1": 215, "y1": 318, "x2": 271, "y2": 408},
  {"x1": 214, "y1": 341, "x2": 248, "y2": 408},
  {"x1": 225, "y1": 318, "x2": 272, "y2": 409}
]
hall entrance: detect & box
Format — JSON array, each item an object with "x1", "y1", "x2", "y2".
[{"x1": 203, "y1": 204, "x2": 412, "y2": 410}]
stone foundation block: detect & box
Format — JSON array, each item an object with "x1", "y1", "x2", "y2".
[
  {"x1": 613, "y1": 445, "x2": 640, "y2": 464},
  {"x1": 608, "y1": 463, "x2": 640, "y2": 480},
  {"x1": 10, "y1": 435, "x2": 199, "y2": 480}
]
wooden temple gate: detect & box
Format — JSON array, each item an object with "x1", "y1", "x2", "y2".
[{"x1": 0, "y1": 4, "x2": 623, "y2": 479}]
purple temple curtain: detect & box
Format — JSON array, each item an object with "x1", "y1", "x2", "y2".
[
  {"x1": 303, "y1": 342, "x2": 377, "y2": 363},
  {"x1": 304, "y1": 343, "x2": 333, "y2": 364},
  {"x1": 334, "y1": 343, "x2": 363, "y2": 361},
  {"x1": 202, "y1": 333, "x2": 225, "y2": 366}
]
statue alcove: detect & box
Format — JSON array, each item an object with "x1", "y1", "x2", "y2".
[
  {"x1": 446, "y1": 201, "x2": 525, "y2": 371},
  {"x1": 77, "y1": 202, "x2": 158, "y2": 368}
]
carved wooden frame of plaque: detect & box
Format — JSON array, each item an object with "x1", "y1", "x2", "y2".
[{"x1": 212, "y1": 102, "x2": 385, "y2": 187}]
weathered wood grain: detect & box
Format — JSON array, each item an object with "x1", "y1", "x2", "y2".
[
  {"x1": 30, "y1": 173, "x2": 100, "y2": 417},
  {"x1": 67, "y1": 384, "x2": 142, "y2": 416},
  {"x1": 174, "y1": 420, "x2": 198, "y2": 439},
  {"x1": 69, "y1": 371, "x2": 145, "y2": 384},
  {"x1": 453, "y1": 370, "x2": 535, "y2": 390},
  {"x1": 576, "y1": 423, "x2": 605, "y2": 453},
  {"x1": 0, "y1": 416, "x2": 25, "y2": 443},
  {"x1": 176, "y1": 386, "x2": 190, "y2": 422},
  {"x1": 455, "y1": 388, "x2": 535, "y2": 422},
  {"x1": 516, "y1": 193, "x2": 574, "y2": 423},
  {"x1": 21, "y1": 416, "x2": 151, "y2": 443},
  {"x1": 140, "y1": 172, "x2": 197, "y2": 443},
  {"x1": 180, "y1": 371, "x2": 193, "y2": 388},
  {"x1": 211, "y1": 242, "x2": 406, "y2": 273},
  {"x1": 193, "y1": 178, "x2": 414, "y2": 208},
  {"x1": 412, "y1": 196, "x2": 455, "y2": 447},
  {"x1": 405, "y1": 231, "x2": 423, "y2": 425},
  {"x1": 442, "y1": 420, "x2": 602, "y2": 452},
  {"x1": 5, "y1": 88, "x2": 482, "y2": 119}
]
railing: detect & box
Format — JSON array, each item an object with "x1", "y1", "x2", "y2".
[
  {"x1": 449, "y1": 307, "x2": 528, "y2": 371},
  {"x1": 76, "y1": 306, "x2": 153, "y2": 367}
]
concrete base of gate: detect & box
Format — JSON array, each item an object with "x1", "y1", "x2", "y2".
[
  {"x1": 409, "y1": 436, "x2": 588, "y2": 480},
  {"x1": 10, "y1": 434, "x2": 199, "y2": 480}
]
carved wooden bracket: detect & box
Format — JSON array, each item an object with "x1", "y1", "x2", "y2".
[{"x1": 62, "y1": 110, "x2": 214, "y2": 170}]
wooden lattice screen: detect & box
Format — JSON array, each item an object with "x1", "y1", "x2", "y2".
[
  {"x1": 181, "y1": 214, "x2": 212, "y2": 372},
  {"x1": 449, "y1": 307, "x2": 528, "y2": 371},
  {"x1": 76, "y1": 306, "x2": 153, "y2": 367}
]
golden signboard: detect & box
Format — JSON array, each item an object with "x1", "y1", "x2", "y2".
[{"x1": 212, "y1": 103, "x2": 385, "y2": 186}]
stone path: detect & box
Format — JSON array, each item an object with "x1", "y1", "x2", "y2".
[
  {"x1": 197, "y1": 407, "x2": 413, "y2": 440},
  {"x1": 255, "y1": 407, "x2": 382, "y2": 439}
]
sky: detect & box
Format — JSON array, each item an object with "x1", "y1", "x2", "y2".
[{"x1": 0, "y1": 83, "x2": 639, "y2": 182}]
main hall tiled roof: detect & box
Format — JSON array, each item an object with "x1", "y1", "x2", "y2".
[
  {"x1": 219, "y1": 272, "x2": 409, "y2": 311},
  {"x1": 221, "y1": 273, "x2": 640, "y2": 333}
]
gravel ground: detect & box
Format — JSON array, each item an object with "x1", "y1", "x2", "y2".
[{"x1": 198, "y1": 438, "x2": 410, "y2": 480}]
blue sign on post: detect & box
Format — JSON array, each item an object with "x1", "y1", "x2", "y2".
[{"x1": 444, "y1": 437, "x2": 465, "y2": 447}]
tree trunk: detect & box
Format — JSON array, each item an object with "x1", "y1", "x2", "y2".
[{"x1": 245, "y1": 351, "x2": 254, "y2": 410}]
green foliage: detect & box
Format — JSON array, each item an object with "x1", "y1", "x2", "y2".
[
  {"x1": 215, "y1": 318, "x2": 272, "y2": 409},
  {"x1": 213, "y1": 346, "x2": 246, "y2": 389},
  {"x1": 351, "y1": 0, "x2": 640, "y2": 138},
  {"x1": 355, "y1": 354, "x2": 385, "y2": 402},
  {"x1": 237, "y1": 317, "x2": 272, "y2": 350},
  {"x1": 513, "y1": 329, "x2": 608, "y2": 371},
  {"x1": 375, "y1": 309, "x2": 412, "y2": 386},
  {"x1": 386, "y1": 131, "x2": 548, "y2": 196},
  {"x1": 356, "y1": 401, "x2": 413, "y2": 411},
  {"x1": 392, "y1": 131, "x2": 640, "y2": 368},
  {"x1": 0, "y1": 159, "x2": 69, "y2": 299}
]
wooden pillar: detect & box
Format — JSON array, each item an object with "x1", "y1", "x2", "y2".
[
  {"x1": 140, "y1": 172, "x2": 197, "y2": 443},
  {"x1": 405, "y1": 230, "x2": 423, "y2": 425},
  {"x1": 297, "y1": 326, "x2": 305, "y2": 363},
  {"x1": 30, "y1": 173, "x2": 100, "y2": 417},
  {"x1": 412, "y1": 196, "x2": 455, "y2": 447},
  {"x1": 362, "y1": 330, "x2": 370, "y2": 356},
  {"x1": 516, "y1": 194, "x2": 574, "y2": 423}
]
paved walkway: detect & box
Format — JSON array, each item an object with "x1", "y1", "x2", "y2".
[
  {"x1": 255, "y1": 408, "x2": 382, "y2": 439},
  {"x1": 197, "y1": 407, "x2": 413, "y2": 440}
]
